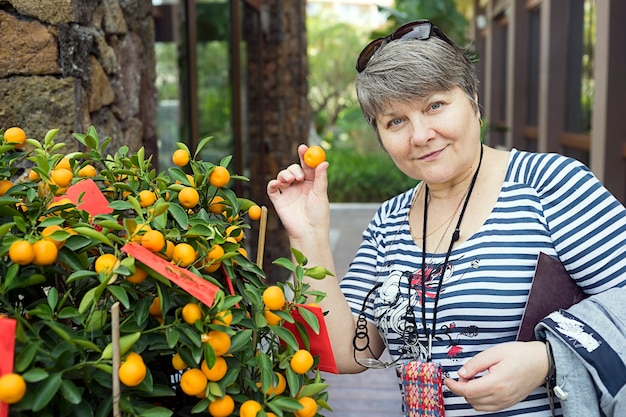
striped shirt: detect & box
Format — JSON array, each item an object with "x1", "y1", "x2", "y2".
[{"x1": 340, "y1": 149, "x2": 626, "y2": 416}]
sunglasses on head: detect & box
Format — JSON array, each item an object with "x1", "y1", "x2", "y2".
[{"x1": 356, "y1": 20, "x2": 458, "y2": 73}]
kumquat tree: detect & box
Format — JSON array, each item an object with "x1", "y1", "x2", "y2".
[{"x1": 0, "y1": 126, "x2": 334, "y2": 417}]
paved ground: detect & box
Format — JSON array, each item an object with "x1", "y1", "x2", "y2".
[{"x1": 322, "y1": 203, "x2": 404, "y2": 417}]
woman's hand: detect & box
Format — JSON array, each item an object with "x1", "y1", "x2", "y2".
[
  {"x1": 444, "y1": 341, "x2": 549, "y2": 412},
  {"x1": 267, "y1": 144, "x2": 330, "y2": 240}
]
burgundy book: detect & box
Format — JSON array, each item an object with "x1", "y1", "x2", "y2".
[{"x1": 517, "y1": 252, "x2": 588, "y2": 341}]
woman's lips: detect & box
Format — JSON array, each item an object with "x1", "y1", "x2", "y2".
[{"x1": 419, "y1": 148, "x2": 444, "y2": 161}]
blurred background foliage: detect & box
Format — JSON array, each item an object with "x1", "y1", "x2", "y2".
[{"x1": 308, "y1": 0, "x2": 469, "y2": 202}]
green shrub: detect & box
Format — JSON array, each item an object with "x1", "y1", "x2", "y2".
[{"x1": 326, "y1": 147, "x2": 418, "y2": 203}]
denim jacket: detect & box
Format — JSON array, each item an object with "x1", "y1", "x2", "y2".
[{"x1": 535, "y1": 287, "x2": 626, "y2": 417}]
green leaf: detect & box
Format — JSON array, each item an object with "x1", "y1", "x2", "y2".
[
  {"x1": 138, "y1": 407, "x2": 174, "y2": 417},
  {"x1": 194, "y1": 136, "x2": 213, "y2": 157},
  {"x1": 78, "y1": 287, "x2": 98, "y2": 314},
  {"x1": 101, "y1": 331, "x2": 141, "y2": 360},
  {"x1": 85, "y1": 309, "x2": 107, "y2": 332},
  {"x1": 269, "y1": 325, "x2": 300, "y2": 351},
  {"x1": 183, "y1": 224, "x2": 216, "y2": 238},
  {"x1": 66, "y1": 269, "x2": 97, "y2": 283},
  {"x1": 72, "y1": 226, "x2": 114, "y2": 246},
  {"x1": 297, "y1": 305, "x2": 320, "y2": 335},
  {"x1": 165, "y1": 327, "x2": 180, "y2": 348},
  {"x1": 305, "y1": 265, "x2": 333, "y2": 279},
  {"x1": 108, "y1": 200, "x2": 135, "y2": 210},
  {"x1": 44, "y1": 128, "x2": 60, "y2": 144},
  {"x1": 107, "y1": 285, "x2": 130, "y2": 309},
  {"x1": 22, "y1": 367, "x2": 50, "y2": 383},
  {"x1": 291, "y1": 247, "x2": 307, "y2": 265},
  {"x1": 59, "y1": 378, "x2": 83, "y2": 404},
  {"x1": 15, "y1": 340, "x2": 42, "y2": 373},
  {"x1": 32, "y1": 371, "x2": 62, "y2": 412},
  {"x1": 272, "y1": 257, "x2": 296, "y2": 272},
  {"x1": 126, "y1": 194, "x2": 143, "y2": 215},
  {"x1": 297, "y1": 382, "x2": 328, "y2": 397},
  {"x1": 0, "y1": 221, "x2": 15, "y2": 238},
  {"x1": 47, "y1": 287, "x2": 59, "y2": 312},
  {"x1": 168, "y1": 203, "x2": 189, "y2": 229},
  {"x1": 269, "y1": 396, "x2": 305, "y2": 412}
]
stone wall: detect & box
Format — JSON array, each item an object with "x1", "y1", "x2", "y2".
[{"x1": 0, "y1": 0, "x2": 156, "y2": 157}]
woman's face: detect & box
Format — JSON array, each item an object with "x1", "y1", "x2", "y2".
[{"x1": 376, "y1": 86, "x2": 481, "y2": 187}]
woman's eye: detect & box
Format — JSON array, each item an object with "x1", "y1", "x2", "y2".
[
  {"x1": 429, "y1": 102, "x2": 443, "y2": 111},
  {"x1": 389, "y1": 118, "x2": 403, "y2": 127}
]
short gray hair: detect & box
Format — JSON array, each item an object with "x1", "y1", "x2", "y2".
[{"x1": 355, "y1": 37, "x2": 479, "y2": 130}]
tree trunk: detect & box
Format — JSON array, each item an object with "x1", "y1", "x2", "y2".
[{"x1": 244, "y1": 0, "x2": 309, "y2": 282}]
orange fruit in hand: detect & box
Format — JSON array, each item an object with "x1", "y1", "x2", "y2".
[
  {"x1": 182, "y1": 302, "x2": 202, "y2": 325},
  {"x1": 209, "y1": 166, "x2": 230, "y2": 188},
  {"x1": 3, "y1": 127, "x2": 27, "y2": 148},
  {"x1": 8, "y1": 240, "x2": 35, "y2": 265},
  {"x1": 262, "y1": 286, "x2": 286, "y2": 310},
  {"x1": 290, "y1": 349, "x2": 314, "y2": 374},
  {"x1": 178, "y1": 186, "x2": 199, "y2": 209},
  {"x1": 208, "y1": 394, "x2": 235, "y2": 417},
  {"x1": 172, "y1": 352, "x2": 188, "y2": 371},
  {"x1": 303, "y1": 145, "x2": 326, "y2": 168},
  {"x1": 180, "y1": 368, "x2": 208, "y2": 396},
  {"x1": 295, "y1": 396, "x2": 318, "y2": 417},
  {"x1": 119, "y1": 355, "x2": 147, "y2": 387},
  {"x1": 141, "y1": 229, "x2": 165, "y2": 252},
  {"x1": 203, "y1": 330, "x2": 231, "y2": 356},
  {"x1": 32, "y1": 239, "x2": 59, "y2": 265},
  {"x1": 0, "y1": 179, "x2": 13, "y2": 196},
  {"x1": 239, "y1": 400, "x2": 263, "y2": 417},
  {"x1": 172, "y1": 242, "x2": 196, "y2": 267},
  {"x1": 201, "y1": 356, "x2": 227, "y2": 381},
  {"x1": 0, "y1": 373, "x2": 27, "y2": 404},
  {"x1": 95, "y1": 253, "x2": 119, "y2": 275},
  {"x1": 172, "y1": 149, "x2": 190, "y2": 166}
]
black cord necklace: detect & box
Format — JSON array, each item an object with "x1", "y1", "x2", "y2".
[{"x1": 418, "y1": 143, "x2": 484, "y2": 361}]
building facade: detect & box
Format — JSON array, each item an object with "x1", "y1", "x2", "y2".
[{"x1": 472, "y1": 0, "x2": 626, "y2": 201}]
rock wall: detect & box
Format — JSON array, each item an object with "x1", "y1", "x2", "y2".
[{"x1": 0, "y1": 0, "x2": 156, "y2": 156}]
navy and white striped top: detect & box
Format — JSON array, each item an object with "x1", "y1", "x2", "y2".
[{"x1": 340, "y1": 149, "x2": 626, "y2": 416}]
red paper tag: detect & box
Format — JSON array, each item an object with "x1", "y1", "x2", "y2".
[
  {"x1": 0, "y1": 318, "x2": 17, "y2": 417},
  {"x1": 55, "y1": 178, "x2": 113, "y2": 216},
  {"x1": 121, "y1": 243, "x2": 219, "y2": 307},
  {"x1": 283, "y1": 304, "x2": 338, "y2": 374}
]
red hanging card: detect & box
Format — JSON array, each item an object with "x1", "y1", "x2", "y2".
[
  {"x1": 283, "y1": 304, "x2": 338, "y2": 374},
  {"x1": 55, "y1": 178, "x2": 113, "y2": 216},
  {"x1": 0, "y1": 318, "x2": 17, "y2": 417},
  {"x1": 121, "y1": 243, "x2": 219, "y2": 307}
]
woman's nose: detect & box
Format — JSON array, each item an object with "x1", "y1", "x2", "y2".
[{"x1": 408, "y1": 115, "x2": 434, "y2": 145}]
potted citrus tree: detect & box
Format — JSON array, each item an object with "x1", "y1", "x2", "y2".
[{"x1": 0, "y1": 126, "x2": 332, "y2": 417}]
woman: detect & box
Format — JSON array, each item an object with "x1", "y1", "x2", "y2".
[{"x1": 267, "y1": 20, "x2": 626, "y2": 416}]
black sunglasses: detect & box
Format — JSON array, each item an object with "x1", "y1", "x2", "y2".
[{"x1": 356, "y1": 20, "x2": 458, "y2": 73}]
